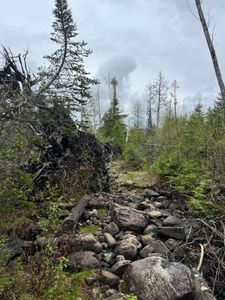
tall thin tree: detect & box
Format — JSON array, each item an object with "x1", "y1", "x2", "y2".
[
  {"x1": 153, "y1": 71, "x2": 169, "y2": 127},
  {"x1": 195, "y1": 0, "x2": 225, "y2": 104},
  {"x1": 147, "y1": 83, "x2": 154, "y2": 131},
  {"x1": 171, "y1": 80, "x2": 179, "y2": 122}
]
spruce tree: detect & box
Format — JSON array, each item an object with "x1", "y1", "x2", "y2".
[
  {"x1": 99, "y1": 77, "x2": 126, "y2": 148},
  {"x1": 39, "y1": 0, "x2": 97, "y2": 116}
]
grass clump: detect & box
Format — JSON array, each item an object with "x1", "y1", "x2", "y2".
[{"x1": 79, "y1": 225, "x2": 100, "y2": 234}]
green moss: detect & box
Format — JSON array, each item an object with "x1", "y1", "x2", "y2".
[
  {"x1": 43, "y1": 269, "x2": 93, "y2": 300},
  {"x1": 0, "y1": 268, "x2": 12, "y2": 294},
  {"x1": 79, "y1": 225, "x2": 100, "y2": 234},
  {"x1": 110, "y1": 160, "x2": 157, "y2": 188},
  {"x1": 125, "y1": 295, "x2": 138, "y2": 300}
]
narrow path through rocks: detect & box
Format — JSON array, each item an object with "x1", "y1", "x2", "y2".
[{"x1": 57, "y1": 165, "x2": 216, "y2": 300}]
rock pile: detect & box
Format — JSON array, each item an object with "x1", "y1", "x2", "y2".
[
  {"x1": 3, "y1": 186, "x2": 217, "y2": 299},
  {"x1": 58, "y1": 188, "x2": 216, "y2": 300}
]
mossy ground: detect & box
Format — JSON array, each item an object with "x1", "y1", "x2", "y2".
[
  {"x1": 79, "y1": 225, "x2": 101, "y2": 234},
  {"x1": 110, "y1": 160, "x2": 158, "y2": 189}
]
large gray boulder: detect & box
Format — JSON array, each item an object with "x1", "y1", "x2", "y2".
[
  {"x1": 111, "y1": 204, "x2": 147, "y2": 233},
  {"x1": 123, "y1": 257, "x2": 193, "y2": 300}
]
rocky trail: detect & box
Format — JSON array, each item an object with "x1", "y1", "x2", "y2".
[
  {"x1": 56, "y1": 164, "x2": 219, "y2": 300},
  {"x1": 3, "y1": 163, "x2": 224, "y2": 299}
]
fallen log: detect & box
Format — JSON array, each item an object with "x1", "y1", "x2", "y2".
[
  {"x1": 191, "y1": 268, "x2": 216, "y2": 300},
  {"x1": 62, "y1": 195, "x2": 90, "y2": 232},
  {"x1": 87, "y1": 201, "x2": 110, "y2": 209},
  {"x1": 59, "y1": 202, "x2": 77, "y2": 210}
]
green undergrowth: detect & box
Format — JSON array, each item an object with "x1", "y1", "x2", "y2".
[
  {"x1": 151, "y1": 151, "x2": 224, "y2": 218},
  {"x1": 125, "y1": 295, "x2": 138, "y2": 300},
  {"x1": 0, "y1": 245, "x2": 93, "y2": 300},
  {"x1": 79, "y1": 225, "x2": 101, "y2": 234}
]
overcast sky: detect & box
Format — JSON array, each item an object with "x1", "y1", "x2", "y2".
[{"x1": 1, "y1": 0, "x2": 225, "y2": 114}]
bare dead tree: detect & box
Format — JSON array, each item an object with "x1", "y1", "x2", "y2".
[
  {"x1": 147, "y1": 83, "x2": 154, "y2": 131},
  {"x1": 102, "y1": 73, "x2": 112, "y2": 103},
  {"x1": 171, "y1": 80, "x2": 179, "y2": 122},
  {"x1": 195, "y1": 0, "x2": 225, "y2": 104},
  {"x1": 153, "y1": 71, "x2": 169, "y2": 127}
]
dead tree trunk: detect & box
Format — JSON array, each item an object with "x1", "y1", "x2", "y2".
[
  {"x1": 147, "y1": 84, "x2": 153, "y2": 131},
  {"x1": 195, "y1": 0, "x2": 225, "y2": 104},
  {"x1": 62, "y1": 195, "x2": 90, "y2": 232}
]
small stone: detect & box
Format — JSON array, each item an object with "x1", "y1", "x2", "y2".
[
  {"x1": 157, "y1": 195, "x2": 167, "y2": 201},
  {"x1": 91, "y1": 209, "x2": 98, "y2": 217},
  {"x1": 141, "y1": 234, "x2": 155, "y2": 246},
  {"x1": 91, "y1": 287, "x2": 104, "y2": 300},
  {"x1": 140, "y1": 236, "x2": 169, "y2": 254},
  {"x1": 111, "y1": 204, "x2": 147, "y2": 233},
  {"x1": 83, "y1": 209, "x2": 98, "y2": 220},
  {"x1": 115, "y1": 255, "x2": 125, "y2": 262},
  {"x1": 140, "y1": 243, "x2": 169, "y2": 258},
  {"x1": 153, "y1": 201, "x2": 164, "y2": 208},
  {"x1": 162, "y1": 199, "x2": 171, "y2": 209},
  {"x1": 163, "y1": 216, "x2": 181, "y2": 226},
  {"x1": 129, "y1": 203, "x2": 137, "y2": 209},
  {"x1": 157, "y1": 226, "x2": 186, "y2": 240},
  {"x1": 137, "y1": 201, "x2": 154, "y2": 210},
  {"x1": 102, "y1": 242, "x2": 108, "y2": 249},
  {"x1": 105, "y1": 222, "x2": 120, "y2": 236},
  {"x1": 111, "y1": 260, "x2": 131, "y2": 276},
  {"x1": 102, "y1": 252, "x2": 114, "y2": 265},
  {"x1": 108, "y1": 292, "x2": 126, "y2": 300},
  {"x1": 147, "y1": 209, "x2": 163, "y2": 218},
  {"x1": 145, "y1": 189, "x2": 160, "y2": 198},
  {"x1": 85, "y1": 276, "x2": 97, "y2": 286},
  {"x1": 100, "y1": 270, "x2": 120, "y2": 288},
  {"x1": 116, "y1": 234, "x2": 141, "y2": 260},
  {"x1": 98, "y1": 235, "x2": 105, "y2": 243},
  {"x1": 165, "y1": 238, "x2": 180, "y2": 249},
  {"x1": 73, "y1": 234, "x2": 102, "y2": 253},
  {"x1": 127, "y1": 194, "x2": 144, "y2": 204},
  {"x1": 104, "y1": 233, "x2": 117, "y2": 248},
  {"x1": 67, "y1": 251, "x2": 99, "y2": 271},
  {"x1": 143, "y1": 224, "x2": 157, "y2": 236},
  {"x1": 105, "y1": 289, "x2": 117, "y2": 297},
  {"x1": 114, "y1": 231, "x2": 124, "y2": 239}
]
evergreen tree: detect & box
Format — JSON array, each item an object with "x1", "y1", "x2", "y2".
[
  {"x1": 99, "y1": 77, "x2": 126, "y2": 148},
  {"x1": 39, "y1": 0, "x2": 97, "y2": 116},
  {"x1": 181, "y1": 103, "x2": 206, "y2": 160}
]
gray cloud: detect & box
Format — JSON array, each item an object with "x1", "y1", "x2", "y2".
[
  {"x1": 0, "y1": 0, "x2": 224, "y2": 114},
  {"x1": 95, "y1": 55, "x2": 137, "y2": 113}
]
